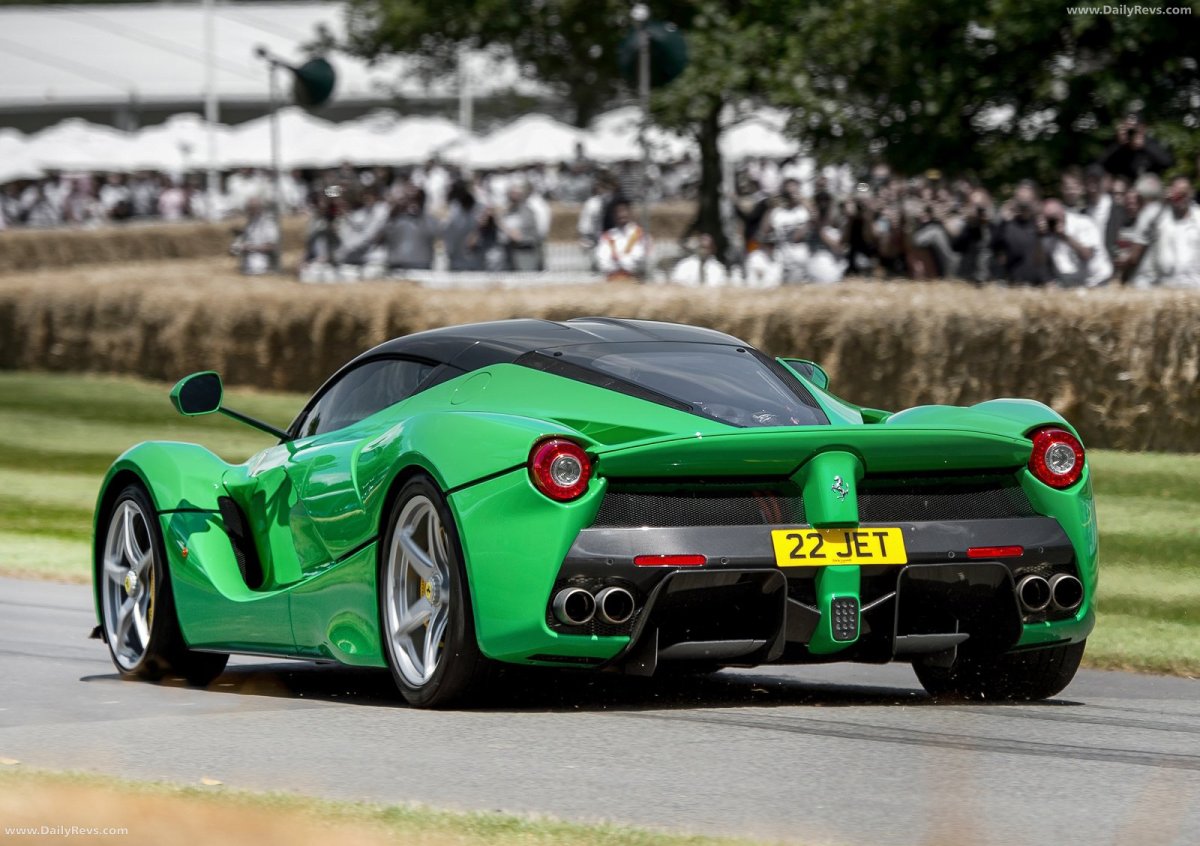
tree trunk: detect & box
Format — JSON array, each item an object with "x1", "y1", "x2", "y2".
[{"x1": 695, "y1": 98, "x2": 727, "y2": 261}]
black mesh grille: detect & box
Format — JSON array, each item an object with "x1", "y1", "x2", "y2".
[
  {"x1": 858, "y1": 477, "x2": 1036, "y2": 522},
  {"x1": 592, "y1": 474, "x2": 1034, "y2": 528},
  {"x1": 593, "y1": 487, "x2": 805, "y2": 528}
]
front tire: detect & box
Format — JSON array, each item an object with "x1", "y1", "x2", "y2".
[
  {"x1": 98, "y1": 483, "x2": 228, "y2": 686},
  {"x1": 379, "y1": 476, "x2": 487, "y2": 708},
  {"x1": 913, "y1": 640, "x2": 1086, "y2": 702}
]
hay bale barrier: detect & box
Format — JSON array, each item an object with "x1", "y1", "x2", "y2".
[{"x1": 1, "y1": 259, "x2": 1197, "y2": 452}]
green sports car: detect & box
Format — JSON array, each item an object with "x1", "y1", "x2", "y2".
[{"x1": 92, "y1": 318, "x2": 1097, "y2": 707}]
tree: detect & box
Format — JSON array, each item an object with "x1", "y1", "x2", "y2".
[
  {"x1": 343, "y1": 1, "x2": 806, "y2": 257},
  {"x1": 773, "y1": 0, "x2": 1200, "y2": 188},
  {"x1": 342, "y1": 0, "x2": 652, "y2": 128}
]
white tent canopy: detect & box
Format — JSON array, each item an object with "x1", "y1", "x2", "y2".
[
  {"x1": 719, "y1": 117, "x2": 801, "y2": 161},
  {"x1": 324, "y1": 112, "x2": 468, "y2": 167},
  {"x1": 585, "y1": 106, "x2": 695, "y2": 164},
  {"x1": 0, "y1": 105, "x2": 805, "y2": 180},
  {"x1": 444, "y1": 114, "x2": 586, "y2": 170}
]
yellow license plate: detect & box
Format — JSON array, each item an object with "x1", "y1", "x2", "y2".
[{"x1": 771, "y1": 527, "x2": 908, "y2": 567}]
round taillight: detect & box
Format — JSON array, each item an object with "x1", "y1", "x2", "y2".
[
  {"x1": 1028, "y1": 426, "x2": 1085, "y2": 489},
  {"x1": 529, "y1": 438, "x2": 592, "y2": 501}
]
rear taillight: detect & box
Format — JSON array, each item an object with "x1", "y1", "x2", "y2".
[
  {"x1": 1028, "y1": 426, "x2": 1085, "y2": 489},
  {"x1": 529, "y1": 438, "x2": 591, "y2": 501}
]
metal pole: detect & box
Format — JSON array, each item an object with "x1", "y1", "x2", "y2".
[
  {"x1": 203, "y1": 0, "x2": 220, "y2": 221},
  {"x1": 457, "y1": 52, "x2": 473, "y2": 132},
  {"x1": 268, "y1": 60, "x2": 283, "y2": 262},
  {"x1": 633, "y1": 4, "x2": 651, "y2": 280}
]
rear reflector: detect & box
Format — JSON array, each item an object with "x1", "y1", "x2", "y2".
[
  {"x1": 967, "y1": 545, "x2": 1024, "y2": 559},
  {"x1": 634, "y1": 554, "x2": 706, "y2": 567}
]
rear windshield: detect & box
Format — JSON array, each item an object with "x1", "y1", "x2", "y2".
[{"x1": 519, "y1": 342, "x2": 828, "y2": 428}]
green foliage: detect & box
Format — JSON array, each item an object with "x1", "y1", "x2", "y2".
[
  {"x1": 342, "y1": 0, "x2": 680, "y2": 126},
  {"x1": 775, "y1": 0, "x2": 1200, "y2": 186}
]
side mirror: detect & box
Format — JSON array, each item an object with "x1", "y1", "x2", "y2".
[
  {"x1": 170, "y1": 371, "x2": 223, "y2": 416},
  {"x1": 778, "y1": 358, "x2": 830, "y2": 391}
]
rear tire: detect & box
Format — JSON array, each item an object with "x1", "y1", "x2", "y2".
[
  {"x1": 379, "y1": 476, "x2": 488, "y2": 708},
  {"x1": 98, "y1": 483, "x2": 228, "y2": 686},
  {"x1": 914, "y1": 640, "x2": 1085, "y2": 702}
]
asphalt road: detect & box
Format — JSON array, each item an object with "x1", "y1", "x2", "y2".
[{"x1": 2, "y1": 576, "x2": 1198, "y2": 846}]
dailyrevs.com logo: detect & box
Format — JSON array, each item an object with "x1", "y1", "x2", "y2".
[
  {"x1": 1066, "y1": 4, "x2": 1193, "y2": 13},
  {"x1": 4, "y1": 825, "x2": 129, "y2": 837}
]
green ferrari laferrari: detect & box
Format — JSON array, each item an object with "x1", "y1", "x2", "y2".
[{"x1": 92, "y1": 318, "x2": 1097, "y2": 706}]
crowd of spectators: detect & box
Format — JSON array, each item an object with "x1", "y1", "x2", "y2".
[
  {"x1": 3, "y1": 112, "x2": 1197, "y2": 289},
  {"x1": 706, "y1": 116, "x2": 1198, "y2": 289}
]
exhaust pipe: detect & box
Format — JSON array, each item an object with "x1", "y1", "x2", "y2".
[
  {"x1": 595, "y1": 586, "x2": 636, "y2": 625},
  {"x1": 552, "y1": 587, "x2": 596, "y2": 626},
  {"x1": 1016, "y1": 574, "x2": 1052, "y2": 613},
  {"x1": 1049, "y1": 573, "x2": 1084, "y2": 612}
]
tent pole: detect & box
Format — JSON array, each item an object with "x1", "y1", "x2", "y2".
[
  {"x1": 203, "y1": 0, "x2": 220, "y2": 221},
  {"x1": 634, "y1": 4, "x2": 651, "y2": 281}
]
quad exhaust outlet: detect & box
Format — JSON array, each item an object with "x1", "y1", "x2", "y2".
[
  {"x1": 595, "y1": 586, "x2": 636, "y2": 625},
  {"x1": 1048, "y1": 573, "x2": 1084, "y2": 612},
  {"x1": 1016, "y1": 574, "x2": 1052, "y2": 613},
  {"x1": 552, "y1": 587, "x2": 596, "y2": 626}
]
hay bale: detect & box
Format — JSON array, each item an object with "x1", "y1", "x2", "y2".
[{"x1": 1, "y1": 259, "x2": 1197, "y2": 451}]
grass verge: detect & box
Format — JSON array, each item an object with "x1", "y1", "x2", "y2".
[
  {"x1": 0, "y1": 767, "x2": 768, "y2": 846},
  {"x1": 0, "y1": 371, "x2": 1195, "y2": 677}
]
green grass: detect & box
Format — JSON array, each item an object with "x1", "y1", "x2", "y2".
[
  {"x1": 0, "y1": 767, "x2": 772, "y2": 846},
  {"x1": 0, "y1": 372, "x2": 298, "y2": 578},
  {"x1": 0, "y1": 372, "x2": 1196, "y2": 676}
]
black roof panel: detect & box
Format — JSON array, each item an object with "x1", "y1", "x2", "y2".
[{"x1": 352, "y1": 317, "x2": 750, "y2": 371}]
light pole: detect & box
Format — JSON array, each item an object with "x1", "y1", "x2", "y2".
[
  {"x1": 632, "y1": 2, "x2": 652, "y2": 279},
  {"x1": 203, "y1": 0, "x2": 220, "y2": 221},
  {"x1": 254, "y1": 45, "x2": 285, "y2": 260}
]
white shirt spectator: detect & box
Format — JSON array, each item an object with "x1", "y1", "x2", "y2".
[
  {"x1": 1128, "y1": 201, "x2": 1167, "y2": 288},
  {"x1": 670, "y1": 254, "x2": 728, "y2": 287},
  {"x1": 1148, "y1": 203, "x2": 1200, "y2": 289},
  {"x1": 1049, "y1": 211, "x2": 1112, "y2": 287},
  {"x1": 595, "y1": 222, "x2": 647, "y2": 279},
  {"x1": 527, "y1": 191, "x2": 551, "y2": 240},
  {"x1": 1083, "y1": 193, "x2": 1112, "y2": 244},
  {"x1": 744, "y1": 247, "x2": 784, "y2": 288},
  {"x1": 158, "y1": 184, "x2": 188, "y2": 221}
]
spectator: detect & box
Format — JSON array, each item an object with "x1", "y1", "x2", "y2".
[
  {"x1": 443, "y1": 180, "x2": 485, "y2": 272},
  {"x1": 804, "y1": 189, "x2": 848, "y2": 283},
  {"x1": 991, "y1": 181, "x2": 1050, "y2": 285},
  {"x1": 670, "y1": 234, "x2": 728, "y2": 286},
  {"x1": 766, "y1": 178, "x2": 811, "y2": 282},
  {"x1": 383, "y1": 187, "x2": 440, "y2": 273},
  {"x1": 1080, "y1": 164, "x2": 1118, "y2": 259},
  {"x1": 300, "y1": 188, "x2": 342, "y2": 283},
  {"x1": 1140, "y1": 176, "x2": 1200, "y2": 288},
  {"x1": 1120, "y1": 173, "x2": 1167, "y2": 287},
  {"x1": 594, "y1": 200, "x2": 647, "y2": 281},
  {"x1": 335, "y1": 188, "x2": 389, "y2": 268},
  {"x1": 732, "y1": 178, "x2": 773, "y2": 253},
  {"x1": 230, "y1": 197, "x2": 279, "y2": 275},
  {"x1": 1101, "y1": 114, "x2": 1173, "y2": 181},
  {"x1": 498, "y1": 183, "x2": 542, "y2": 272},
  {"x1": 744, "y1": 234, "x2": 783, "y2": 288},
  {"x1": 951, "y1": 188, "x2": 994, "y2": 284},
  {"x1": 23, "y1": 184, "x2": 61, "y2": 228},
  {"x1": 158, "y1": 177, "x2": 188, "y2": 221},
  {"x1": 577, "y1": 172, "x2": 619, "y2": 256},
  {"x1": 1040, "y1": 198, "x2": 1112, "y2": 288}
]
